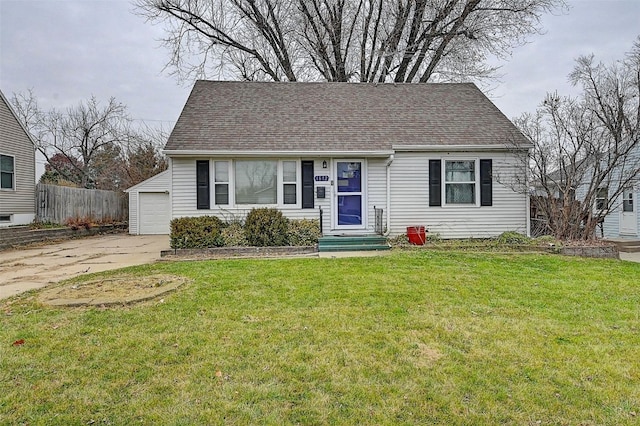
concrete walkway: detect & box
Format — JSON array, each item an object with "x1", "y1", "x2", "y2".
[
  {"x1": 619, "y1": 252, "x2": 640, "y2": 263},
  {"x1": 0, "y1": 235, "x2": 169, "y2": 300}
]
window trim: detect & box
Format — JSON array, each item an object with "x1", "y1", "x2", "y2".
[
  {"x1": 595, "y1": 187, "x2": 608, "y2": 212},
  {"x1": 213, "y1": 160, "x2": 231, "y2": 206},
  {"x1": 201, "y1": 158, "x2": 304, "y2": 210},
  {"x1": 442, "y1": 158, "x2": 480, "y2": 207},
  {"x1": 622, "y1": 188, "x2": 634, "y2": 213},
  {"x1": 0, "y1": 153, "x2": 16, "y2": 191},
  {"x1": 280, "y1": 160, "x2": 299, "y2": 206}
]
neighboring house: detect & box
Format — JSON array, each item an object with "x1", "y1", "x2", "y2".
[
  {"x1": 598, "y1": 150, "x2": 640, "y2": 239},
  {"x1": 0, "y1": 89, "x2": 36, "y2": 227},
  {"x1": 130, "y1": 81, "x2": 532, "y2": 238},
  {"x1": 531, "y1": 150, "x2": 640, "y2": 239}
]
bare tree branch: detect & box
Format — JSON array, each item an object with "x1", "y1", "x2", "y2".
[{"x1": 134, "y1": 0, "x2": 565, "y2": 83}]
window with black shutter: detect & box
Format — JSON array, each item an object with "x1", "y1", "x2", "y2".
[
  {"x1": 429, "y1": 159, "x2": 442, "y2": 206},
  {"x1": 196, "y1": 160, "x2": 210, "y2": 209},
  {"x1": 301, "y1": 161, "x2": 314, "y2": 209},
  {"x1": 480, "y1": 159, "x2": 493, "y2": 206}
]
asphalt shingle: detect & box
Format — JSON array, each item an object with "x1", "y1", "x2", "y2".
[{"x1": 165, "y1": 81, "x2": 529, "y2": 152}]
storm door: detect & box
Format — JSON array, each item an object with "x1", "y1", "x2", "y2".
[{"x1": 334, "y1": 160, "x2": 365, "y2": 230}]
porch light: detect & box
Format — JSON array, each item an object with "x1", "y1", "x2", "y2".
[{"x1": 322, "y1": 160, "x2": 328, "y2": 168}]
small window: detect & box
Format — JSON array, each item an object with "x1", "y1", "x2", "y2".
[
  {"x1": 214, "y1": 161, "x2": 229, "y2": 205},
  {"x1": 445, "y1": 160, "x2": 476, "y2": 204},
  {"x1": 1, "y1": 154, "x2": 15, "y2": 190},
  {"x1": 623, "y1": 189, "x2": 634, "y2": 212},
  {"x1": 283, "y1": 161, "x2": 297, "y2": 205},
  {"x1": 0, "y1": 214, "x2": 11, "y2": 222},
  {"x1": 595, "y1": 187, "x2": 608, "y2": 211},
  {"x1": 235, "y1": 160, "x2": 277, "y2": 204}
]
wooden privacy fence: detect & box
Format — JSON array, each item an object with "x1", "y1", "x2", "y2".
[{"x1": 36, "y1": 183, "x2": 128, "y2": 224}]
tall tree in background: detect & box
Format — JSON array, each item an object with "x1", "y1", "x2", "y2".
[
  {"x1": 39, "y1": 153, "x2": 84, "y2": 186},
  {"x1": 515, "y1": 37, "x2": 640, "y2": 240},
  {"x1": 11, "y1": 91, "x2": 168, "y2": 190},
  {"x1": 135, "y1": 0, "x2": 564, "y2": 83}
]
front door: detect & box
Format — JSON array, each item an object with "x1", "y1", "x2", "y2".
[
  {"x1": 620, "y1": 188, "x2": 637, "y2": 235},
  {"x1": 334, "y1": 160, "x2": 365, "y2": 230}
]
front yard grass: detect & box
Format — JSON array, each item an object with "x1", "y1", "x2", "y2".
[{"x1": 1, "y1": 251, "x2": 639, "y2": 425}]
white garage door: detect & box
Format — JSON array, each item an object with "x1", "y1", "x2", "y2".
[{"x1": 139, "y1": 192, "x2": 170, "y2": 235}]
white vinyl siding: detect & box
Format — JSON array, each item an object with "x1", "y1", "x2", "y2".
[
  {"x1": 366, "y1": 158, "x2": 388, "y2": 233},
  {"x1": 170, "y1": 152, "x2": 528, "y2": 239},
  {"x1": 171, "y1": 157, "x2": 321, "y2": 222},
  {"x1": 389, "y1": 151, "x2": 528, "y2": 238},
  {"x1": 594, "y1": 147, "x2": 639, "y2": 238}
]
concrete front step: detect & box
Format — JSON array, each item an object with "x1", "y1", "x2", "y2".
[
  {"x1": 318, "y1": 235, "x2": 390, "y2": 252},
  {"x1": 319, "y1": 244, "x2": 390, "y2": 252},
  {"x1": 604, "y1": 239, "x2": 640, "y2": 253}
]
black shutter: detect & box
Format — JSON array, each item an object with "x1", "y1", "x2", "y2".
[
  {"x1": 429, "y1": 159, "x2": 441, "y2": 207},
  {"x1": 196, "y1": 160, "x2": 210, "y2": 209},
  {"x1": 480, "y1": 159, "x2": 493, "y2": 206},
  {"x1": 301, "y1": 160, "x2": 314, "y2": 209}
]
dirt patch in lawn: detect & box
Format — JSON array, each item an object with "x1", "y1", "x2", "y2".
[{"x1": 38, "y1": 273, "x2": 188, "y2": 307}]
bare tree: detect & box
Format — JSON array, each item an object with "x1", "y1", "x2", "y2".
[
  {"x1": 515, "y1": 37, "x2": 640, "y2": 240},
  {"x1": 11, "y1": 91, "x2": 168, "y2": 190},
  {"x1": 134, "y1": 0, "x2": 564, "y2": 83}
]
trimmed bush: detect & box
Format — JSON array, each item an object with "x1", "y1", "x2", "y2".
[
  {"x1": 287, "y1": 219, "x2": 321, "y2": 246},
  {"x1": 244, "y1": 208, "x2": 289, "y2": 247},
  {"x1": 170, "y1": 216, "x2": 224, "y2": 249},
  {"x1": 221, "y1": 222, "x2": 249, "y2": 247}
]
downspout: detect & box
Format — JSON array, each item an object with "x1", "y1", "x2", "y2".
[{"x1": 383, "y1": 154, "x2": 394, "y2": 236}]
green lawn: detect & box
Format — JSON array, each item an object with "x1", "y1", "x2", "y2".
[{"x1": 1, "y1": 251, "x2": 639, "y2": 425}]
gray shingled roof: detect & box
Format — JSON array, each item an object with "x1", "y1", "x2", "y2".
[{"x1": 165, "y1": 80, "x2": 529, "y2": 152}]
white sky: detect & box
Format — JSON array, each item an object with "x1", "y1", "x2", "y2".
[{"x1": 1, "y1": 0, "x2": 639, "y2": 131}]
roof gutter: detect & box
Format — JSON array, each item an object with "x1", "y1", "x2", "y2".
[
  {"x1": 392, "y1": 144, "x2": 532, "y2": 152},
  {"x1": 163, "y1": 149, "x2": 396, "y2": 158}
]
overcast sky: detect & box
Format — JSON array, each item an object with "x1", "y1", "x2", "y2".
[{"x1": 1, "y1": 0, "x2": 639, "y2": 132}]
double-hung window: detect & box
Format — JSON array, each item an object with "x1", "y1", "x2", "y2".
[
  {"x1": 198, "y1": 159, "x2": 308, "y2": 208},
  {"x1": 623, "y1": 189, "x2": 634, "y2": 212},
  {"x1": 214, "y1": 161, "x2": 230, "y2": 205},
  {"x1": 1, "y1": 154, "x2": 15, "y2": 190},
  {"x1": 445, "y1": 160, "x2": 476, "y2": 204},
  {"x1": 282, "y1": 161, "x2": 297, "y2": 205},
  {"x1": 595, "y1": 187, "x2": 608, "y2": 211},
  {"x1": 429, "y1": 158, "x2": 492, "y2": 207}
]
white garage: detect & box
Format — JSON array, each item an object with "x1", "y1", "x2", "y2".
[{"x1": 125, "y1": 170, "x2": 171, "y2": 235}]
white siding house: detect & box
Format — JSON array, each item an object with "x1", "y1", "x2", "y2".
[
  {"x1": 159, "y1": 81, "x2": 531, "y2": 238},
  {"x1": 601, "y1": 147, "x2": 640, "y2": 238}
]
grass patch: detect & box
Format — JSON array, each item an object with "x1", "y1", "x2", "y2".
[{"x1": 1, "y1": 252, "x2": 639, "y2": 424}]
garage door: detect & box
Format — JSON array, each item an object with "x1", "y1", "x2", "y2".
[{"x1": 139, "y1": 192, "x2": 170, "y2": 234}]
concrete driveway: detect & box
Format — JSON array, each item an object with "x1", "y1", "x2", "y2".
[{"x1": 0, "y1": 234, "x2": 169, "y2": 300}]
